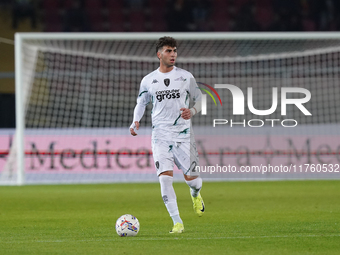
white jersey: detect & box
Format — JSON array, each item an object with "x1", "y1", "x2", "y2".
[{"x1": 135, "y1": 66, "x2": 202, "y2": 142}]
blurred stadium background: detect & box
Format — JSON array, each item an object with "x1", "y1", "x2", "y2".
[
  {"x1": 1, "y1": 0, "x2": 340, "y2": 185},
  {"x1": 0, "y1": 2, "x2": 339, "y2": 254},
  {"x1": 1, "y1": 0, "x2": 340, "y2": 127}
]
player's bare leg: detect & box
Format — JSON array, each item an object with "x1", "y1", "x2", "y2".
[
  {"x1": 159, "y1": 170, "x2": 184, "y2": 233},
  {"x1": 184, "y1": 174, "x2": 205, "y2": 216}
]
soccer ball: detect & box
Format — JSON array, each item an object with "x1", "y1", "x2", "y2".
[{"x1": 115, "y1": 214, "x2": 140, "y2": 237}]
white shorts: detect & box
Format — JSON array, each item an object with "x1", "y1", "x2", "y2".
[{"x1": 151, "y1": 139, "x2": 199, "y2": 176}]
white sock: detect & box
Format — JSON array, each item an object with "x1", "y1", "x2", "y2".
[
  {"x1": 159, "y1": 175, "x2": 183, "y2": 225},
  {"x1": 185, "y1": 177, "x2": 202, "y2": 197}
]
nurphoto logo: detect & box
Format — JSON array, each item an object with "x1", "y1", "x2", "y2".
[{"x1": 199, "y1": 84, "x2": 312, "y2": 128}]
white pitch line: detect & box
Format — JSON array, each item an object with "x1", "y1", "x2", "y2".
[{"x1": 1, "y1": 234, "x2": 340, "y2": 244}]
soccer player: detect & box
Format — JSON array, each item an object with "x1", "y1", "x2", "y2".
[{"x1": 130, "y1": 36, "x2": 204, "y2": 234}]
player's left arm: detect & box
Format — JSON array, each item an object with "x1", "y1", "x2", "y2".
[{"x1": 180, "y1": 75, "x2": 202, "y2": 120}]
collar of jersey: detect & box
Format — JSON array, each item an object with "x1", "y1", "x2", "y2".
[{"x1": 157, "y1": 66, "x2": 176, "y2": 74}]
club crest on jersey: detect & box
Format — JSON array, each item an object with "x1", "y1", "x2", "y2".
[{"x1": 164, "y1": 78, "x2": 170, "y2": 87}]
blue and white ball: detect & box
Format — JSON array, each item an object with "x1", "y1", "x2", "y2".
[{"x1": 115, "y1": 214, "x2": 140, "y2": 237}]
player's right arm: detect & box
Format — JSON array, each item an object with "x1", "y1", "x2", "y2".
[
  {"x1": 129, "y1": 105, "x2": 143, "y2": 136},
  {"x1": 130, "y1": 80, "x2": 151, "y2": 136}
]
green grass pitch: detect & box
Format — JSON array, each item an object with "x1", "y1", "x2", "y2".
[{"x1": 0, "y1": 180, "x2": 339, "y2": 254}]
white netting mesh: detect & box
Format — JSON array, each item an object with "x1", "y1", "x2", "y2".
[
  {"x1": 22, "y1": 38, "x2": 340, "y2": 128},
  {"x1": 1, "y1": 33, "x2": 340, "y2": 185}
]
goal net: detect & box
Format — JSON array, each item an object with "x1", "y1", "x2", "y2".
[{"x1": 1, "y1": 32, "x2": 340, "y2": 185}]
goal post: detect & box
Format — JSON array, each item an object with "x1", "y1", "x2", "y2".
[
  {"x1": 2, "y1": 32, "x2": 340, "y2": 185},
  {"x1": 15, "y1": 33, "x2": 24, "y2": 185}
]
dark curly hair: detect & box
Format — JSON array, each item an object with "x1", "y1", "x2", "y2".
[{"x1": 155, "y1": 36, "x2": 177, "y2": 53}]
